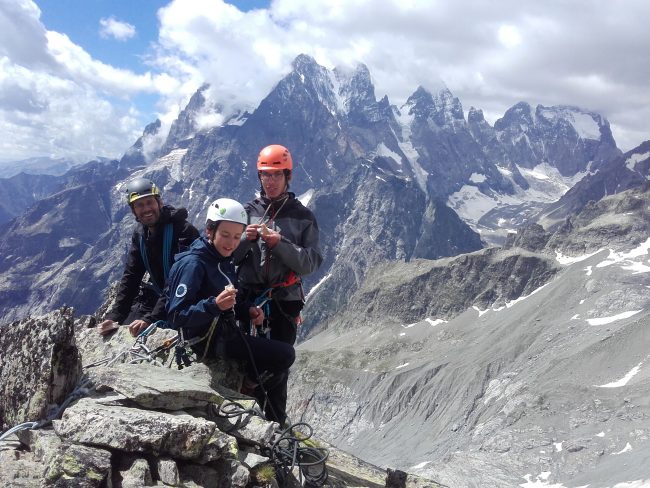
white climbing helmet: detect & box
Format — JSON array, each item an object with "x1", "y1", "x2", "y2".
[{"x1": 205, "y1": 198, "x2": 248, "y2": 226}]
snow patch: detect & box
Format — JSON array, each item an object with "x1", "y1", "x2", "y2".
[
  {"x1": 469, "y1": 172, "x2": 486, "y2": 183},
  {"x1": 298, "y1": 188, "x2": 314, "y2": 206},
  {"x1": 518, "y1": 162, "x2": 589, "y2": 202},
  {"x1": 410, "y1": 461, "x2": 431, "y2": 470},
  {"x1": 554, "y1": 249, "x2": 603, "y2": 265},
  {"x1": 396, "y1": 362, "x2": 410, "y2": 369},
  {"x1": 625, "y1": 151, "x2": 650, "y2": 173},
  {"x1": 596, "y1": 238, "x2": 650, "y2": 273},
  {"x1": 613, "y1": 442, "x2": 633, "y2": 455},
  {"x1": 520, "y1": 472, "x2": 566, "y2": 488},
  {"x1": 596, "y1": 432, "x2": 605, "y2": 437},
  {"x1": 538, "y1": 107, "x2": 601, "y2": 140},
  {"x1": 305, "y1": 273, "x2": 331, "y2": 301},
  {"x1": 587, "y1": 310, "x2": 643, "y2": 326},
  {"x1": 375, "y1": 142, "x2": 403, "y2": 165},
  {"x1": 425, "y1": 318, "x2": 447, "y2": 327},
  {"x1": 554, "y1": 442, "x2": 563, "y2": 452},
  {"x1": 473, "y1": 305, "x2": 489, "y2": 317},
  {"x1": 596, "y1": 362, "x2": 643, "y2": 387},
  {"x1": 448, "y1": 185, "x2": 499, "y2": 224},
  {"x1": 394, "y1": 106, "x2": 428, "y2": 192},
  {"x1": 148, "y1": 148, "x2": 188, "y2": 181}
]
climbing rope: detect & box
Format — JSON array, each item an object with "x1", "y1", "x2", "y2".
[
  {"x1": 207, "y1": 397, "x2": 329, "y2": 487},
  {"x1": 264, "y1": 422, "x2": 329, "y2": 487},
  {"x1": 0, "y1": 376, "x2": 93, "y2": 442}
]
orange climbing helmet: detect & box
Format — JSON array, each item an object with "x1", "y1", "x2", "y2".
[{"x1": 257, "y1": 144, "x2": 293, "y2": 171}]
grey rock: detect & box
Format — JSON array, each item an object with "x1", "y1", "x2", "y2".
[
  {"x1": 179, "y1": 357, "x2": 246, "y2": 394},
  {"x1": 91, "y1": 363, "x2": 226, "y2": 410},
  {"x1": 0, "y1": 307, "x2": 81, "y2": 431},
  {"x1": 0, "y1": 438, "x2": 44, "y2": 487},
  {"x1": 43, "y1": 442, "x2": 112, "y2": 488},
  {"x1": 113, "y1": 454, "x2": 153, "y2": 488},
  {"x1": 53, "y1": 398, "x2": 216, "y2": 459},
  {"x1": 212, "y1": 411, "x2": 277, "y2": 447},
  {"x1": 154, "y1": 458, "x2": 180, "y2": 486},
  {"x1": 238, "y1": 451, "x2": 269, "y2": 469},
  {"x1": 77, "y1": 324, "x2": 178, "y2": 369},
  {"x1": 16, "y1": 428, "x2": 62, "y2": 465},
  {"x1": 196, "y1": 429, "x2": 238, "y2": 464},
  {"x1": 191, "y1": 458, "x2": 249, "y2": 488}
]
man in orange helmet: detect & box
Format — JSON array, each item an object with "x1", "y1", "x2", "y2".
[{"x1": 233, "y1": 144, "x2": 322, "y2": 426}]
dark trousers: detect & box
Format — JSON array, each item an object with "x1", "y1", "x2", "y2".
[
  {"x1": 124, "y1": 287, "x2": 158, "y2": 324},
  {"x1": 259, "y1": 300, "x2": 302, "y2": 424},
  {"x1": 208, "y1": 313, "x2": 296, "y2": 424}
]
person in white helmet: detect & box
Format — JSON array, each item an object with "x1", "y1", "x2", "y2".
[{"x1": 165, "y1": 198, "x2": 295, "y2": 405}]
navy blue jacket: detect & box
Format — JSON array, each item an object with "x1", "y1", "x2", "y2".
[{"x1": 165, "y1": 237, "x2": 249, "y2": 341}]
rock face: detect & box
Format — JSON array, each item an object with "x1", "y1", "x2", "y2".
[
  {"x1": 1, "y1": 306, "x2": 442, "y2": 487},
  {"x1": 539, "y1": 142, "x2": 650, "y2": 228},
  {"x1": 0, "y1": 54, "x2": 623, "y2": 332},
  {"x1": 290, "y1": 184, "x2": 650, "y2": 488},
  {"x1": 0, "y1": 307, "x2": 81, "y2": 431}
]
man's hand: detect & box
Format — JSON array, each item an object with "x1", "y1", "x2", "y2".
[
  {"x1": 215, "y1": 288, "x2": 237, "y2": 311},
  {"x1": 249, "y1": 306, "x2": 265, "y2": 326},
  {"x1": 261, "y1": 229, "x2": 281, "y2": 249},
  {"x1": 245, "y1": 224, "x2": 260, "y2": 241},
  {"x1": 128, "y1": 319, "x2": 150, "y2": 337},
  {"x1": 97, "y1": 319, "x2": 119, "y2": 336}
]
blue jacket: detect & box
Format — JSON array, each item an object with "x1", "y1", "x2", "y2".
[{"x1": 165, "y1": 237, "x2": 249, "y2": 340}]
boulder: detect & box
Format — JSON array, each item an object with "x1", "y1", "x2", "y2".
[
  {"x1": 53, "y1": 398, "x2": 216, "y2": 459},
  {"x1": 0, "y1": 307, "x2": 81, "y2": 431}
]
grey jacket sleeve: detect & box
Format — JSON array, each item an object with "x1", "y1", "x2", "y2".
[
  {"x1": 271, "y1": 218, "x2": 323, "y2": 277},
  {"x1": 232, "y1": 234, "x2": 255, "y2": 265}
]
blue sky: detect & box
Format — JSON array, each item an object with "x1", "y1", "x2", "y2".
[
  {"x1": 33, "y1": 0, "x2": 270, "y2": 132},
  {"x1": 1, "y1": 0, "x2": 649, "y2": 163}
]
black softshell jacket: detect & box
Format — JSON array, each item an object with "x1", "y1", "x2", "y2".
[{"x1": 105, "y1": 205, "x2": 200, "y2": 324}]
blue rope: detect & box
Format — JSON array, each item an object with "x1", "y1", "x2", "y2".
[{"x1": 139, "y1": 223, "x2": 173, "y2": 296}]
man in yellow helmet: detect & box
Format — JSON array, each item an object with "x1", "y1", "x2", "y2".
[{"x1": 98, "y1": 177, "x2": 199, "y2": 337}]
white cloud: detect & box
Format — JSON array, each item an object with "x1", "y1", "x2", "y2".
[
  {"x1": 99, "y1": 17, "x2": 136, "y2": 41},
  {"x1": 2, "y1": 0, "x2": 650, "y2": 163}
]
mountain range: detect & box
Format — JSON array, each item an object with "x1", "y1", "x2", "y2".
[{"x1": 0, "y1": 53, "x2": 649, "y2": 487}]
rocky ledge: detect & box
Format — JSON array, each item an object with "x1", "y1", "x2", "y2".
[{"x1": 0, "y1": 307, "x2": 443, "y2": 488}]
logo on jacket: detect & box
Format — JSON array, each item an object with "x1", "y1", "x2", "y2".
[{"x1": 175, "y1": 283, "x2": 188, "y2": 298}]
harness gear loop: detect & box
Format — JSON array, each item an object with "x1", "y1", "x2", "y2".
[{"x1": 174, "y1": 316, "x2": 222, "y2": 369}]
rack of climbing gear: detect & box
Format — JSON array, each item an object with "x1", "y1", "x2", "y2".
[{"x1": 85, "y1": 321, "x2": 176, "y2": 369}]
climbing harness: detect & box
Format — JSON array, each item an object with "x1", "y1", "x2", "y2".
[
  {"x1": 139, "y1": 222, "x2": 174, "y2": 296},
  {"x1": 251, "y1": 271, "x2": 302, "y2": 337}
]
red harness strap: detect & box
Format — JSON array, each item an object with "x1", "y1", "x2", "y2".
[{"x1": 270, "y1": 271, "x2": 301, "y2": 289}]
